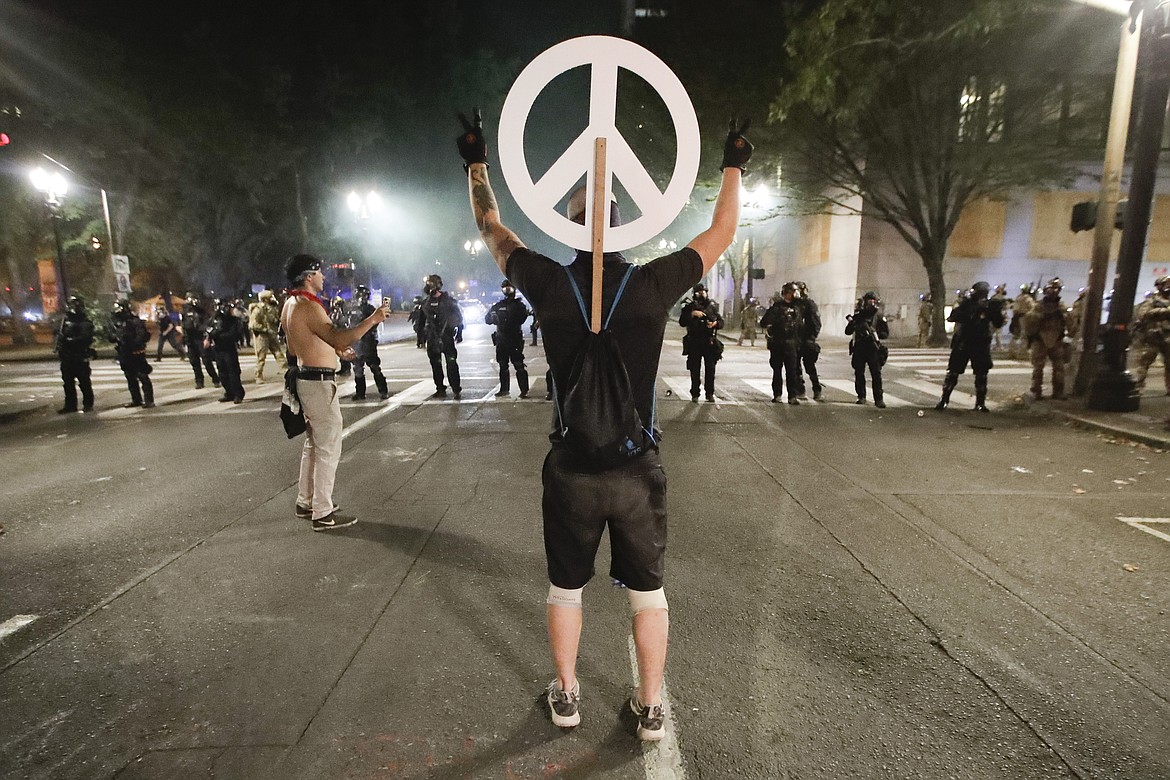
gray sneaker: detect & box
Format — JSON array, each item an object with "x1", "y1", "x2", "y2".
[
  {"x1": 546, "y1": 679, "x2": 581, "y2": 728},
  {"x1": 312, "y1": 512, "x2": 357, "y2": 532},
  {"x1": 629, "y1": 695, "x2": 665, "y2": 741}
]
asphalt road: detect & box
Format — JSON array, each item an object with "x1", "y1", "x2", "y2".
[{"x1": 1, "y1": 325, "x2": 1167, "y2": 779}]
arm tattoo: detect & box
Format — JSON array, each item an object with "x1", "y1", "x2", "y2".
[{"x1": 472, "y1": 182, "x2": 497, "y2": 229}]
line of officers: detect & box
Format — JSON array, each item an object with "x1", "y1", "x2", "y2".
[
  {"x1": 54, "y1": 272, "x2": 1170, "y2": 415},
  {"x1": 53, "y1": 291, "x2": 286, "y2": 413}
]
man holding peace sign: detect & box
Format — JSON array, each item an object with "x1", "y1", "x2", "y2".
[{"x1": 459, "y1": 110, "x2": 750, "y2": 740}]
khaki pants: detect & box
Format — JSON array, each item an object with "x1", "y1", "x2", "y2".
[
  {"x1": 297, "y1": 380, "x2": 343, "y2": 520},
  {"x1": 253, "y1": 332, "x2": 287, "y2": 381},
  {"x1": 1030, "y1": 340, "x2": 1065, "y2": 397},
  {"x1": 1132, "y1": 342, "x2": 1170, "y2": 392}
]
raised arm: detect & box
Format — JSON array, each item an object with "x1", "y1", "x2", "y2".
[
  {"x1": 687, "y1": 119, "x2": 753, "y2": 274},
  {"x1": 458, "y1": 109, "x2": 526, "y2": 276}
]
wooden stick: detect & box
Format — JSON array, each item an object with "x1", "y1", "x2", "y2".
[{"x1": 591, "y1": 138, "x2": 607, "y2": 333}]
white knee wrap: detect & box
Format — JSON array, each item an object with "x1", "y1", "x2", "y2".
[
  {"x1": 547, "y1": 584, "x2": 584, "y2": 608},
  {"x1": 628, "y1": 587, "x2": 669, "y2": 615}
]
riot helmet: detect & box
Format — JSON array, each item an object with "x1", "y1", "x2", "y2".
[
  {"x1": 1156, "y1": 275, "x2": 1170, "y2": 295},
  {"x1": 426, "y1": 274, "x2": 443, "y2": 292},
  {"x1": 970, "y1": 281, "x2": 991, "y2": 300},
  {"x1": 354, "y1": 284, "x2": 370, "y2": 303},
  {"x1": 501, "y1": 279, "x2": 516, "y2": 298},
  {"x1": 66, "y1": 295, "x2": 85, "y2": 315}
]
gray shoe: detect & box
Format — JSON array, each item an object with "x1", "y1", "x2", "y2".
[
  {"x1": 547, "y1": 679, "x2": 581, "y2": 728},
  {"x1": 312, "y1": 512, "x2": 357, "y2": 532},
  {"x1": 629, "y1": 695, "x2": 665, "y2": 741},
  {"x1": 296, "y1": 503, "x2": 339, "y2": 520}
]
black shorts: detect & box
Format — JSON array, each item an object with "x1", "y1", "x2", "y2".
[{"x1": 541, "y1": 448, "x2": 668, "y2": 592}]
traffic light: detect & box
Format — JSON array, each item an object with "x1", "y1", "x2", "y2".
[
  {"x1": 1070, "y1": 199, "x2": 1127, "y2": 232},
  {"x1": 0, "y1": 131, "x2": 9, "y2": 147}
]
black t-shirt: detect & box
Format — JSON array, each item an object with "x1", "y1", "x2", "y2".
[{"x1": 506, "y1": 246, "x2": 703, "y2": 427}]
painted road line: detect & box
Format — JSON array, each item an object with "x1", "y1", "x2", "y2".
[
  {"x1": 628, "y1": 635, "x2": 686, "y2": 780},
  {"x1": 344, "y1": 380, "x2": 435, "y2": 438},
  {"x1": 1117, "y1": 517, "x2": 1170, "y2": 544},
  {"x1": 895, "y1": 378, "x2": 999, "y2": 411},
  {"x1": 479, "y1": 386, "x2": 502, "y2": 402},
  {"x1": 0, "y1": 614, "x2": 38, "y2": 641},
  {"x1": 819, "y1": 379, "x2": 915, "y2": 407},
  {"x1": 661, "y1": 375, "x2": 739, "y2": 405},
  {"x1": 913, "y1": 367, "x2": 1034, "y2": 377}
]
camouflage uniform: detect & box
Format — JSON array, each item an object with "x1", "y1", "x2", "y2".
[
  {"x1": 1066, "y1": 289, "x2": 1086, "y2": 354},
  {"x1": 1008, "y1": 286, "x2": 1035, "y2": 358},
  {"x1": 1023, "y1": 281, "x2": 1068, "y2": 400},
  {"x1": 990, "y1": 285, "x2": 1009, "y2": 350},
  {"x1": 917, "y1": 297, "x2": 933, "y2": 347},
  {"x1": 249, "y1": 290, "x2": 287, "y2": 383},
  {"x1": 737, "y1": 299, "x2": 760, "y2": 346},
  {"x1": 1131, "y1": 277, "x2": 1170, "y2": 394}
]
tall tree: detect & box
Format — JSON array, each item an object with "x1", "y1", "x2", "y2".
[{"x1": 771, "y1": 0, "x2": 1115, "y2": 344}]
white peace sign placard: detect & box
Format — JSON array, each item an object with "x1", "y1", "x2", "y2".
[{"x1": 498, "y1": 35, "x2": 700, "y2": 253}]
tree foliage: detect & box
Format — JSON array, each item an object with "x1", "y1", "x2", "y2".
[{"x1": 771, "y1": 0, "x2": 1116, "y2": 343}]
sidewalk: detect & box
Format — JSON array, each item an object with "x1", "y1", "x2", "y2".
[{"x1": 718, "y1": 327, "x2": 1170, "y2": 449}]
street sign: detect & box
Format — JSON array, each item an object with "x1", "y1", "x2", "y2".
[
  {"x1": 111, "y1": 254, "x2": 131, "y2": 295},
  {"x1": 498, "y1": 35, "x2": 700, "y2": 252}
]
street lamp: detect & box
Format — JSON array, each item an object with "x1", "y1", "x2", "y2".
[
  {"x1": 464, "y1": 239, "x2": 483, "y2": 258},
  {"x1": 347, "y1": 189, "x2": 380, "y2": 288},
  {"x1": 29, "y1": 166, "x2": 70, "y2": 304},
  {"x1": 740, "y1": 183, "x2": 776, "y2": 301}
]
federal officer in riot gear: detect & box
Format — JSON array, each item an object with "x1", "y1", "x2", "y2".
[
  {"x1": 206, "y1": 297, "x2": 246, "y2": 404},
  {"x1": 409, "y1": 293, "x2": 427, "y2": 348},
  {"x1": 350, "y1": 285, "x2": 390, "y2": 400},
  {"x1": 1132, "y1": 275, "x2": 1170, "y2": 393},
  {"x1": 679, "y1": 283, "x2": 724, "y2": 402},
  {"x1": 331, "y1": 296, "x2": 353, "y2": 376},
  {"x1": 109, "y1": 298, "x2": 154, "y2": 408},
  {"x1": 845, "y1": 291, "x2": 889, "y2": 407},
  {"x1": 486, "y1": 278, "x2": 531, "y2": 397},
  {"x1": 422, "y1": 274, "x2": 464, "y2": 398},
  {"x1": 936, "y1": 281, "x2": 1006, "y2": 412},
  {"x1": 55, "y1": 294, "x2": 96, "y2": 413},
  {"x1": 760, "y1": 285, "x2": 803, "y2": 404},
  {"x1": 793, "y1": 280, "x2": 823, "y2": 401},
  {"x1": 181, "y1": 291, "x2": 219, "y2": 389}
]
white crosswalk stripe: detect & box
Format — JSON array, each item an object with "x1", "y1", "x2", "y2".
[
  {"x1": 661, "y1": 375, "x2": 740, "y2": 404},
  {"x1": 819, "y1": 379, "x2": 915, "y2": 407},
  {"x1": 896, "y1": 378, "x2": 999, "y2": 411}
]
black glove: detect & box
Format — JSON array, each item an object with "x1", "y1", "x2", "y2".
[
  {"x1": 457, "y1": 108, "x2": 489, "y2": 170},
  {"x1": 454, "y1": 326, "x2": 464, "y2": 344},
  {"x1": 720, "y1": 117, "x2": 753, "y2": 172}
]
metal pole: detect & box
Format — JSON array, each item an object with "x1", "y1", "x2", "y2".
[
  {"x1": 50, "y1": 207, "x2": 69, "y2": 302},
  {"x1": 1075, "y1": 9, "x2": 1142, "y2": 394},
  {"x1": 1088, "y1": 2, "x2": 1170, "y2": 411},
  {"x1": 746, "y1": 232, "x2": 755, "y2": 299}
]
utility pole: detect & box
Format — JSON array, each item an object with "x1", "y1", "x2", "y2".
[
  {"x1": 1074, "y1": 6, "x2": 1141, "y2": 395},
  {"x1": 1088, "y1": 0, "x2": 1170, "y2": 411}
]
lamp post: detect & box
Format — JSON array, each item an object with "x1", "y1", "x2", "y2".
[
  {"x1": 347, "y1": 189, "x2": 380, "y2": 287},
  {"x1": 741, "y1": 184, "x2": 774, "y2": 303},
  {"x1": 1087, "y1": 0, "x2": 1170, "y2": 411},
  {"x1": 1073, "y1": 0, "x2": 1142, "y2": 396},
  {"x1": 29, "y1": 166, "x2": 70, "y2": 305}
]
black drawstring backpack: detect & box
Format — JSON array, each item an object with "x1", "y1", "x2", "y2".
[{"x1": 551, "y1": 266, "x2": 658, "y2": 469}]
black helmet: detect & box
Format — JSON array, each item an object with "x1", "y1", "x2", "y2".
[
  {"x1": 693, "y1": 283, "x2": 707, "y2": 293},
  {"x1": 66, "y1": 295, "x2": 85, "y2": 314},
  {"x1": 426, "y1": 274, "x2": 443, "y2": 291},
  {"x1": 862, "y1": 290, "x2": 878, "y2": 301},
  {"x1": 782, "y1": 282, "x2": 797, "y2": 295},
  {"x1": 354, "y1": 284, "x2": 370, "y2": 299},
  {"x1": 971, "y1": 281, "x2": 990, "y2": 299},
  {"x1": 112, "y1": 298, "x2": 133, "y2": 317}
]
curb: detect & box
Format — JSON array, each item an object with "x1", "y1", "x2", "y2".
[{"x1": 1056, "y1": 411, "x2": 1170, "y2": 450}]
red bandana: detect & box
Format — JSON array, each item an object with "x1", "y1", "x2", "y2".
[{"x1": 288, "y1": 289, "x2": 327, "y2": 310}]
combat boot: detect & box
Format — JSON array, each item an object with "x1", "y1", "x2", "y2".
[
  {"x1": 935, "y1": 374, "x2": 957, "y2": 410},
  {"x1": 974, "y1": 375, "x2": 989, "y2": 412}
]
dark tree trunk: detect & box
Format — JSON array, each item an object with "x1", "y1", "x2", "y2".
[{"x1": 922, "y1": 245, "x2": 950, "y2": 347}]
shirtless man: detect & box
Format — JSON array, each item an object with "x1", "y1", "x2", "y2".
[{"x1": 280, "y1": 254, "x2": 389, "y2": 531}]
